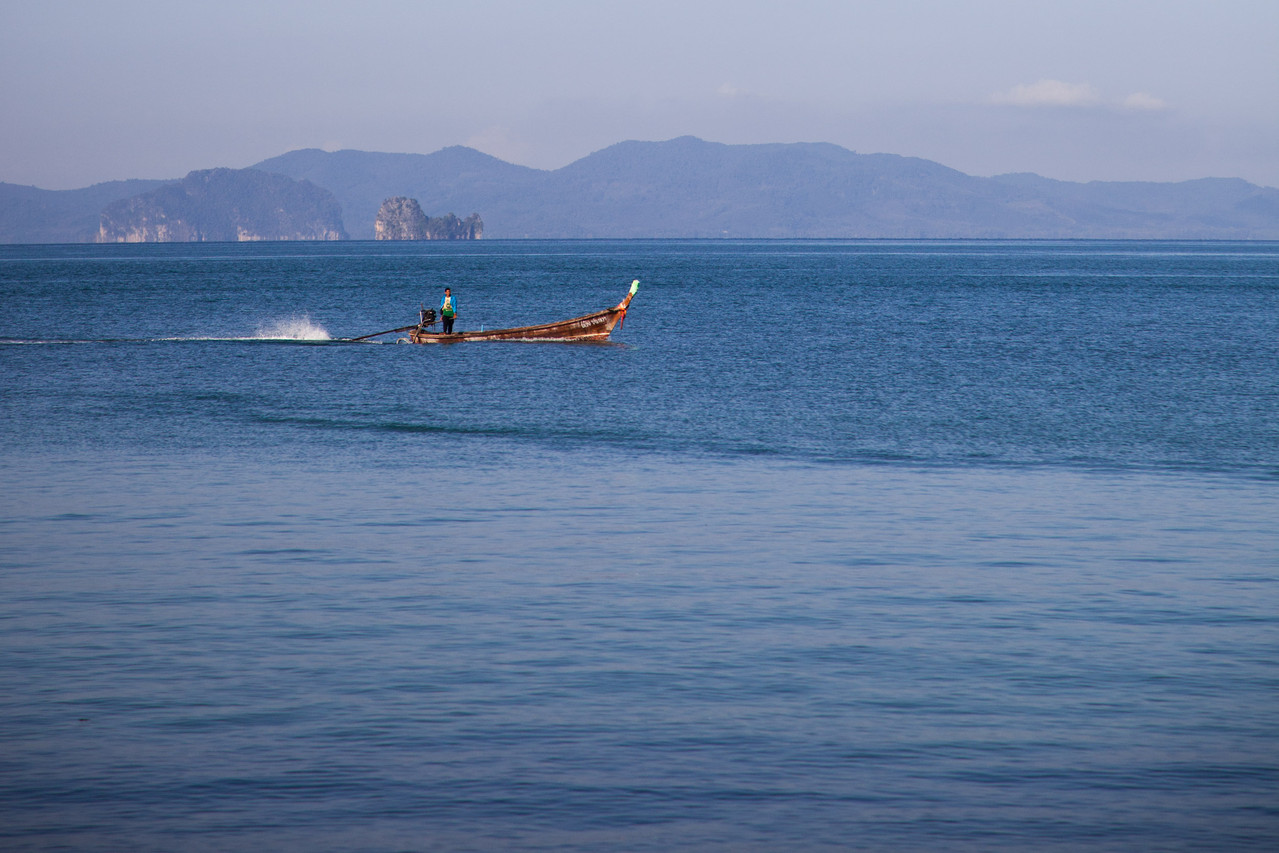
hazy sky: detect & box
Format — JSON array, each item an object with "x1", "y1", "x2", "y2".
[{"x1": 3, "y1": 0, "x2": 1277, "y2": 189}]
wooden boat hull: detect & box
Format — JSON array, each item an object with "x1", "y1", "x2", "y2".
[{"x1": 406, "y1": 281, "x2": 637, "y2": 344}]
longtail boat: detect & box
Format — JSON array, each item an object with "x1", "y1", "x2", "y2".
[
  {"x1": 403, "y1": 280, "x2": 638, "y2": 344},
  {"x1": 344, "y1": 281, "x2": 638, "y2": 344}
]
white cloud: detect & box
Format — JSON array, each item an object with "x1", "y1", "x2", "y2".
[
  {"x1": 1122, "y1": 92, "x2": 1167, "y2": 111},
  {"x1": 992, "y1": 80, "x2": 1169, "y2": 113},
  {"x1": 716, "y1": 83, "x2": 745, "y2": 98},
  {"x1": 991, "y1": 79, "x2": 1101, "y2": 107}
]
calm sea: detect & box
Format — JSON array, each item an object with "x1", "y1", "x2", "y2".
[{"x1": 1, "y1": 240, "x2": 1277, "y2": 851}]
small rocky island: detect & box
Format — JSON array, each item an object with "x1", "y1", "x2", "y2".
[
  {"x1": 375, "y1": 197, "x2": 482, "y2": 240},
  {"x1": 97, "y1": 168, "x2": 346, "y2": 242}
]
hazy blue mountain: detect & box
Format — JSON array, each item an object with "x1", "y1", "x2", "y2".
[
  {"x1": 988, "y1": 172, "x2": 1279, "y2": 237},
  {"x1": 0, "y1": 179, "x2": 171, "y2": 243},
  {"x1": 255, "y1": 137, "x2": 1279, "y2": 239},
  {"x1": 97, "y1": 168, "x2": 347, "y2": 242},
  {"x1": 527, "y1": 138, "x2": 1022, "y2": 237}
]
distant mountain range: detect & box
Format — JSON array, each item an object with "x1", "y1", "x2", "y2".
[{"x1": 3, "y1": 136, "x2": 1278, "y2": 242}]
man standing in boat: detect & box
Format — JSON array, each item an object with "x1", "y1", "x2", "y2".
[{"x1": 439, "y1": 288, "x2": 457, "y2": 334}]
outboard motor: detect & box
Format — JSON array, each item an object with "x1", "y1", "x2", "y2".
[{"x1": 418, "y1": 307, "x2": 437, "y2": 328}]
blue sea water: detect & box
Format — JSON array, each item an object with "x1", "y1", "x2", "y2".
[{"x1": 1, "y1": 240, "x2": 1277, "y2": 851}]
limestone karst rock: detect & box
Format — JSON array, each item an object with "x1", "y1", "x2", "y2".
[
  {"x1": 375, "y1": 197, "x2": 482, "y2": 239},
  {"x1": 374, "y1": 197, "x2": 429, "y2": 239}
]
